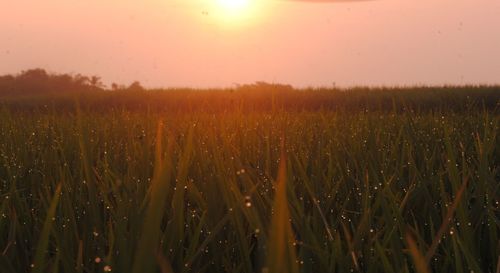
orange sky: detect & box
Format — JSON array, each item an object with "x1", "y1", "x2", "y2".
[{"x1": 1, "y1": 0, "x2": 499, "y2": 88}]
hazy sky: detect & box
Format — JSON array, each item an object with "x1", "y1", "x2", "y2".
[{"x1": 1, "y1": 0, "x2": 499, "y2": 88}]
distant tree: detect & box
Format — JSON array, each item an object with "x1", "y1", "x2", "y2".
[
  {"x1": 238, "y1": 81, "x2": 293, "y2": 94},
  {"x1": 89, "y1": 76, "x2": 105, "y2": 89},
  {"x1": 0, "y1": 68, "x2": 109, "y2": 96},
  {"x1": 15, "y1": 69, "x2": 51, "y2": 93},
  {"x1": 73, "y1": 74, "x2": 90, "y2": 87},
  {"x1": 0, "y1": 75, "x2": 15, "y2": 95},
  {"x1": 254, "y1": 81, "x2": 293, "y2": 90},
  {"x1": 18, "y1": 68, "x2": 49, "y2": 81},
  {"x1": 127, "y1": 81, "x2": 144, "y2": 92}
]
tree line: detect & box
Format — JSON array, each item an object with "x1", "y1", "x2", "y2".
[{"x1": 0, "y1": 69, "x2": 144, "y2": 96}]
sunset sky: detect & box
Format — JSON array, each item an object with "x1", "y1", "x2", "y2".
[{"x1": 1, "y1": 0, "x2": 499, "y2": 88}]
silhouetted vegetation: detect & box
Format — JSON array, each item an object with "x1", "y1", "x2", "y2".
[
  {"x1": 1, "y1": 86, "x2": 499, "y2": 115},
  {"x1": 1, "y1": 70, "x2": 498, "y2": 115},
  {"x1": 0, "y1": 68, "x2": 105, "y2": 96}
]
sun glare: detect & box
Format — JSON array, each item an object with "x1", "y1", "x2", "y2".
[
  {"x1": 210, "y1": 0, "x2": 264, "y2": 27},
  {"x1": 217, "y1": 0, "x2": 249, "y2": 12}
]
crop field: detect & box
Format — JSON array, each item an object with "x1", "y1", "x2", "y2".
[{"x1": 0, "y1": 87, "x2": 499, "y2": 273}]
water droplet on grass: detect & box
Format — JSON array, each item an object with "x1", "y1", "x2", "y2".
[{"x1": 244, "y1": 196, "x2": 252, "y2": 207}]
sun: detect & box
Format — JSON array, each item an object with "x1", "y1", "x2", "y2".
[
  {"x1": 211, "y1": 0, "x2": 259, "y2": 26},
  {"x1": 201, "y1": 0, "x2": 270, "y2": 28},
  {"x1": 216, "y1": 0, "x2": 250, "y2": 12}
]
